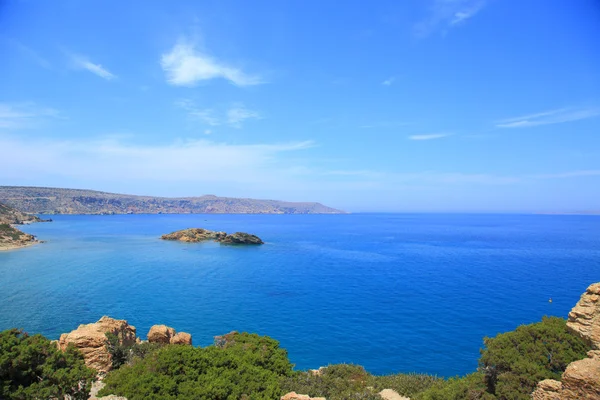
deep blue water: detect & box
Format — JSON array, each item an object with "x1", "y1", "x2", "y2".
[{"x1": 0, "y1": 213, "x2": 599, "y2": 377}]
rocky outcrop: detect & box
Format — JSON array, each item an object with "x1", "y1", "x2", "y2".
[
  {"x1": 147, "y1": 324, "x2": 192, "y2": 345},
  {"x1": 219, "y1": 232, "x2": 264, "y2": 245},
  {"x1": 147, "y1": 325, "x2": 176, "y2": 344},
  {"x1": 161, "y1": 228, "x2": 264, "y2": 245},
  {"x1": 160, "y1": 228, "x2": 227, "y2": 243},
  {"x1": 0, "y1": 223, "x2": 38, "y2": 251},
  {"x1": 379, "y1": 389, "x2": 410, "y2": 400},
  {"x1": 171, "y1": 332, "x2": 192, "y2": 345},
  {"x1": 566, "y1": 283, "x2": 600, "y2": 349},
  {"x1": 58, "y1": 316, "x2": 137, "y2": 373},
  {"x1": 281, "y1": 392, "x2": 326, "y2": 400},
  {"x1": 532, "y1": 283, "x2": 600, "y2": 399}
]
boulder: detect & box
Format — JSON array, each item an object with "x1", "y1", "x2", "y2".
[
  {"x1": 566, "y1": 283, "x2": 600, "y2": 349},
  {"x1": 532, "y1": 283, "x2": 600, "y2": 399},
  {"x1": 160, "y1": 228, "x2": 226, "y2": 243},
  {"x1": 147, "y1": 325, "x2": 176, "y2": 344},
  {"x1": 58, "y1": 316, "x2": 136, "y2": 373},
  {"x1": 147, "y1": 324, "x2": 192, "y2": 345},
  {"x1": 171, "y1": 331, "x2": 192, "y2": 345},
  {"x1": 280, "y1": 392, "x2": 326, "y2": 400},
  {"x1": 378, "y1": 389, "x2": 410, "y2": 400},
  {"x1": 220, "y1": 232, "x2": 264, "y2": 245}
]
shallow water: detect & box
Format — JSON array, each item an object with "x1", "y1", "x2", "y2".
[{"x1": 1, "y1": 213, "x2": 599, "y2": 376}]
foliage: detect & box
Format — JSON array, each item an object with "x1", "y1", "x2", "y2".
[
  {"x1": 478, "y1": 316, "x2": 588, "y2": 399},
  {"x1": 415, "y1": 317, "x2": 589, "y2": 400},
  {"x1": 99, "y1": 332, "x2": 293, "y2": 400},
  {"x1": 369, "y1": 372, "x2": 442, "y2": 397},
  {"x1": 105, "y1": 332, "x2": 164, "y2": 370},
  {"x1": 281, "y1": 364, "x2": 381, "y2": 400},
  {"x1": 0, "y1": 328, "x2": 95, "y2": 400},
  {"x1": 413, "y1": 373, "x2": 493, "y2": 400}
]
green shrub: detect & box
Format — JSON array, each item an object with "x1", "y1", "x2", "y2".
[
  {"x1": 369, "y1": 372, "x2": 441, "y2": 397},
  {"x1": 99, "y1": 332, "x2": 293, "y2": 400},
  {"x1": 413, "y1": 372, "x2": 493, "y2": 400},
  {"x1": 281, "y1": 364, "x2": 381, "y2": 400},
  {"x1": 0, "y1": 328, "x2": 95, "y2": 400},
  {"x1": 479, "y1": 316, "x2": 588, "y2": 399}
]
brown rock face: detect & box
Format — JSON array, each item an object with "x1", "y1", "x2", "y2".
[
  {"x1": 532, "y1": 283, "x2": 600, "y2": 399},
  {"x1": 58, "y1": 316, "x2": 136, "y2": 373},
  {"x1": 171, "y1": 331, "x2": 192, "y2": 345},
  {"x1": 567, "y1": 283, "x2": 600, "y2": 349},
  {"x1": 147, "y1": 324, "x2": 192, "y2": 345},
  {"x1": 280, "y1": 392, "x2": 326, "y2": 400},
  {"x1": 147, "y1": 325, "x2": 176, "y2": 344}
]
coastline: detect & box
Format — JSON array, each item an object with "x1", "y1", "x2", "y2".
[{"x1": 0, "y1": 241, "x2": 39, "y2": 251}]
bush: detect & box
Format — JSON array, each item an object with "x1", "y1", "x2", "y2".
[
  {"x1": 100, "y1": 332, "x2": 293, "y2": 400},
  {"x1": 369, "y1": 372, "x2": 441, "y2": 397},
  {"x1": 415, "y1": 316, "x2": 590, "y2": 400},
  {"x1": 0, "y1": 328, "x2": 95, "y2": 400},
  {"x1": 479, "y1": 316, "x2": 588, "y2": 399}
]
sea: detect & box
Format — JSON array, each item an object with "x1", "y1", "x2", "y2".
[{"x1": 0, "y1": 213, "x2": 599, "y2": 377}]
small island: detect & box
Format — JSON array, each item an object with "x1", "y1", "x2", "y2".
[{"x1": 160, "y1": 228, "x2": 264, "y2": 245}]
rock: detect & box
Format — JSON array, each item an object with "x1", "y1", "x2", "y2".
[
  {"x1": 219, "y1": 232, "x2": 264, "y2": 245},
  {"x1": 89, "y1": 381, "x2": 128, "y2": 400},
  {"x1": 566, "y1": 283, "x2": 600, "y2": 349},
  {"x1": 171, "y1": 331, "x2": 192, "y2": 345},
  {"x1": 160, "y1": 228, "x2": 226, "y2": 243},
  {"x1": 161, "y1": 228, "x2": 263, "y2": 245},
  {"x1": 532, "y1": 283, "x2": 600, "y2": 399},
  {"x1": 378, "y1": 389, "x2": 410, "y2": 400},
  {"x1": 58, "y1": 316, "x2": 136, "y2": 373},
  {"x1": 147, "y1": 324, "x2": 192, "y2": 345},
  {"x1": 147, "y1": 325, "x2": 176, "y2": 344},
  {"x1": 280, "y1": 392, "x2": 326, "y2": 400}
]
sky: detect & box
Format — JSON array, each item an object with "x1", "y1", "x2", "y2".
[{"x1": 1, "y1": 0, "x2": 599, "y2": 213}]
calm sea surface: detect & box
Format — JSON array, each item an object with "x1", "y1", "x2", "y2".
[{"x1": 0, "y1": 213, "x2": 599, "y2": 376}]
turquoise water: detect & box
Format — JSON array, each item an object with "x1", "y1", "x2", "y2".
[{"x1": 1, "y1": 213, "x2": 599, "y2": 377}]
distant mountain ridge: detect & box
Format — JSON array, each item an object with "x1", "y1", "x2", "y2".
[{"x1": 0, "y1": 186, "x2": 345, "y2": 215}]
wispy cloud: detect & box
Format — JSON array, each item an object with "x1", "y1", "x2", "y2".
[
  {"x1": 0, "y1": 102, "x2": 61, "y2": 129},
  {"x1": 496, "y1": 107, "x2": 600, "y2": 128},
  {"x1": 177, "y1": 100, "x2": 260, "y2": 128},
  {"x1": 7, "y1": 39, "x2": 51, "y2": 69},
  {"x1": 69, "y1": 53, "x2": 116, "y2": 80},
  {"x1": 415, "y1": 0, "x2": 487, "y2": 37},
  {"x1": 382, "y1": 77, "x2": 395, "y2": 86},
  {"x1": 531, "y1": 170, "x2": 600, "y2": 179},
  {"x1": 408, "y1": 133, "x2": 452, "y2": 140},
  {"x1": 0, "y1": 134, "x2": 313, "y2": 187},
  {"x1": 161, "y1": 39, "x2": 263, "y2": 87}
]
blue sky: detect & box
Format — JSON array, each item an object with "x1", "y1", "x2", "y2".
[{"x1": 1, "y1": 0, "x2": 599, "y2": 212}]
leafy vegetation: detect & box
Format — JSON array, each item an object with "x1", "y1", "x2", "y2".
[
  {"x1": 0, "y1": 328, "x2": 95, "y2": 400},
  {"x1": 99, "y1": 332, "x2": 294, "y2": 400},
  {"x1": 415, "y1": 316, "x2": 589, "y2": 400}
]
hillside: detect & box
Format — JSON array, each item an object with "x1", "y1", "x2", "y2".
[
  {"x1": 0, "y1": 186, "x2": 345, "y2": 215},
  {"x1": 0, "y1": 202, "x2": 42, "y2": 250}
]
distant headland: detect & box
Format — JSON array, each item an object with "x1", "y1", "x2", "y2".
[
  {"x1": 0, "y1": 202, "x2": 50, "y2": 251},
  {"x1": 0, "y1": 186, "x2": 345, "y2": 215}
]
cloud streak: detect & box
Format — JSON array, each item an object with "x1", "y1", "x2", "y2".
[
  {"x1": 0, "y1": 102, "x2": 61, "y2": 129},
  {"x1": 415, "y1": 0, "x2": 487, "y2": 37},
  {"x1": 408, "y1": 133, "x2": 452, "y2": 140},
  {"x1": 496, "y1": 107, "x2": 600, "y2": 128},
  {"x1": 69, "y1": 53, "x2": 116, "y2": 80},
  {"x1": 161, "y1": 39, "x2": 262, "y2": 87},
  {"x1": 177, "y1": 100, "x2": 260, "y2": 128}
]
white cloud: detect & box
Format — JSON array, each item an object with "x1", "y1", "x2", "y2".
[
  {"x1": 496, "y1": 107, "x2": 600, "y2": 128},
  {"x1": 0, "y1": 134, "x2": 314, "y2": 186},
  {"x1": 415, "y1": 0, "x2": 487, "y2": 37},
  {"x1": 8, "y1": 39, "x2": 51, "y2": 69},
  {"x1": 382, "y1": 77, "x2": 395, "y2": 86},
  {"x1": 177, "y1": 100, "x2": 260, "y2": 128},
  {"x1": 161, "y1": 39, "x2": 262, "y2": 87},
  {"x1": 408, "y1": 133, "x2": 452, "y2": 140},
  {"x1": 70, "y1": 54, "x2": 116, "y2": 80},
  {"x1": 531, "y1": 170, "x2": 600, "y2": 179},
  {"x1": 204, "y1": 129, "x2": 212, "y2": 135},
  {"x1": 0, "y1": 102, "x2": 61, "y2": 129},
  {"x1": 227, "y1": 105, "x2": 260, "y2": 128}
]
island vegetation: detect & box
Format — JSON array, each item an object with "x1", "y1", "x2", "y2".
[
  {"x1": 161, "y1": 228, "x2": 264, "y2": 245},
  {"x1": 0, "y1": 201, "x2": 48, "y2": 250},
  {"x1": 0, "y1": 186, "x2": 344, "y2": 215}
]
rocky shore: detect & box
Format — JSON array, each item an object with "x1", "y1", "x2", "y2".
[
  {"x1": 0, "y1": 202, "x2": 48, "y2": 251},
  {"x1": 161, "y1": 228, "x2": 264, "y2": 245}
]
